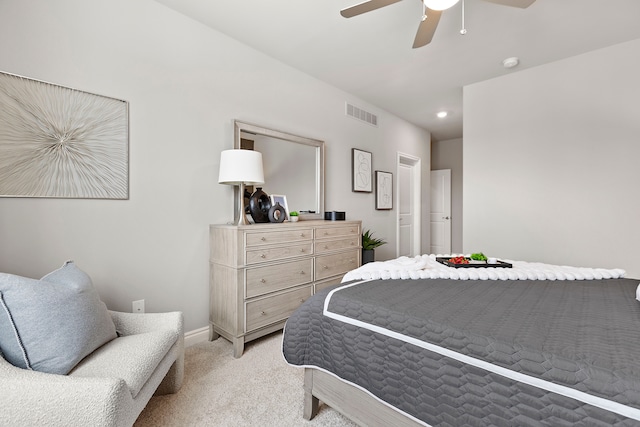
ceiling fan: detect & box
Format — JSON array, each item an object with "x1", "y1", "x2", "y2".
[{"x1": 340, "y1": 0, "x2": 536, "y2": 48}]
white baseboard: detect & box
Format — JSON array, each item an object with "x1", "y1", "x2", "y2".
[{"x1": 184, "y1": 326, "x2": 209, "y2": 347}]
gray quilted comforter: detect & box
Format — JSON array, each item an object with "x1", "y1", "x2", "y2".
[{"x1": 283, "y1": 278, "x2": 640, "y2": 426}]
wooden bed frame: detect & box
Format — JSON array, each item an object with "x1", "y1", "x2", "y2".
[{"x1": 303, "y1": 368, "x2": 424, "y2": 427}]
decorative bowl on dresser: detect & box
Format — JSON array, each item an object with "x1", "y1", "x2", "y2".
[{"x1": 209, "y1": 220, "x2": 362, "y2": 357}]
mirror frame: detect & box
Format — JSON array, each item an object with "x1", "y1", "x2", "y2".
[{"x1": 234, "y1": 120, "x2": 325, "y2": 221}]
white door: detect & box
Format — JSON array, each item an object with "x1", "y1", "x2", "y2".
[
  {"x1": 397, "y1": 153, "x2": 421, "y2": 257},
  {"x1": 430, "y1": 169, "x2": 451, "y2": 254}
]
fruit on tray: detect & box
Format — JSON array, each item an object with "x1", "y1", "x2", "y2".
[
  {"x1": 448, "y1": 256, "x2": 469, "y2": 264},
  {"x1": 470, "y1": 253, "x2": 487, "y2": 261}
]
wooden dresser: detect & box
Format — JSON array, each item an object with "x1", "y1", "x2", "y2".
[{"x1": 209, "y1": 220, "x2": 361, "y2": 357}]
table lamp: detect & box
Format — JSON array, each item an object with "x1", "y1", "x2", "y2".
[{"x1": 218, "y1": 149, "x2": 265, "y2": 225}]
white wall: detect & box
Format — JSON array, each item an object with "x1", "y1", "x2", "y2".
[
  {"x1": 0, "y1": 0, "x2": 430, "y2": 332},
  {"x1": 463, "y1": 38, "x2": 640, "y2": 278},
  {"x1": 431, "y1": 138, "x2": 463, "y2": 253}
]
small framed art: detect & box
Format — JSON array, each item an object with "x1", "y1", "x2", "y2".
[
  {"x1": 352, "y1": 148, "x2": 372, "y2": 193},
  {"x1": 375, "y1": 171, "x2": 393, "y2": 210}
]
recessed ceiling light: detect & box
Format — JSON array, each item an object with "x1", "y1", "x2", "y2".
[
  {"x1": 503, "y1": 57, "x2": 519, "y2": 69},
  {"x1": 437, "y1": 111, "x2": 448, "y2": 118}
]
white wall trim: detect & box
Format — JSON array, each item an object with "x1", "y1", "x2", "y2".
[{"x1": 184, "y1": 326, "x2": 209, "y2": 347}]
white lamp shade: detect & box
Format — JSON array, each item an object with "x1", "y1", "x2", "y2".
[
  {"x1": 218, "y1": 149, "x2": 265, "y2": 185},
  {"x1": 423, "y1": 0, "x2": 460, "y2": 10}
]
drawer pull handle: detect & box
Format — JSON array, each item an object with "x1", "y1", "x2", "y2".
[
  {"x1": 300, "y1": 248, "x2": 305, "y2": 253},
  {"x1": 261, "y1": 311, "x2": 266, "y2": 316},
  {"x1": 350, "y1": 242, "x2": 354, "y2": 246},
  {"x1": 300, "y1": 298, "x2": 305, "y2": 303},
  {"x1": 260, "y1": 254, "x2": 266, "y2": 259},
  {"x1": 300, "y1": 233, "x2": 305, "y2": 237},
  {"x1": 260, "y1": 278, "x2": 266, "y2": 283},
  {"x1": 324, "y1": 231, "x2": 329, "y2": 235},
  {"x1": 261, "y1": 237, "x2": 266, "y2": 241},
  {"x1": 299, "y1": 270, "x2": 305, "y2": 275},
  {"x1": 324, "y1": 245, "x2": 329, "y2": 250},
  {"x1": 323, "y1": 265, "x2": 329, "y2": 270}
]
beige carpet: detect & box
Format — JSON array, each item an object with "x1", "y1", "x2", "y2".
[{"x1": 135, "y1": 331, "x2": 357, "y2": 427}]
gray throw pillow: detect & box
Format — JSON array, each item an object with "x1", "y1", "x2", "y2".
[{"x1": 0, "y1": 261, "x2": 117, "y2": 375}]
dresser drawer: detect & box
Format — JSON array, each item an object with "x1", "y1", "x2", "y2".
[
  {"x1": 315, "y1": 236, "x2": 359, "y2": 254},
  {"x1": 245, "y1": 229, "x2": 312, "y2": 247},
  {"x1": 246, "y1": 259, "x2": 313, "y2": 298},
  {"x1": 315, "y1": 225, "x2": 360, "y2": 240},
  {"x1": 246, "y1": 242, "x2": 313, "y2": 265},
  {"x1": 315, "y1": 250, "x2": 360, "y2": 280},
  {"x1": 246, "y1": 286, "x2": 312, "y2": 331}
]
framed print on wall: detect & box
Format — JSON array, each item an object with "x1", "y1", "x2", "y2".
[
  {"x1": 375, "y1": 170, "x2": 393, "y2": 210},
  {"x1": 352, "y1": 148, "x2": 372, "y2": 193},
  {"x1": 0, "y1": 71, "x2": 129, "y2": 199}
]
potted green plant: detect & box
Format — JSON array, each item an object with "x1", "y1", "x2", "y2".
[
  {"x1": 289, "y1": 211, "x2": 299, "y2": 222},
  {"x1": 362, "y1": 229, "x2": 386, "y2": 264}
]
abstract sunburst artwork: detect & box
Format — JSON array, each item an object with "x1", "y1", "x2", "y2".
[{"x1": 0, "y1": 71, "x2": 129, "y2": 199}]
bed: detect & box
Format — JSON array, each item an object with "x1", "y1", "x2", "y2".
[{"x1": 282, "y1": 255, "x2": 640, "y2": 426}]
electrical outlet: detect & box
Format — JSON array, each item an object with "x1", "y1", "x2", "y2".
[{"x1": 132, "y1": 299, "x2": 145, "y2": 314}]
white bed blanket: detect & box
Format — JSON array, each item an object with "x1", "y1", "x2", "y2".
[{"x1": 342, "y1": 254, "x2": 626, "y2": 282}]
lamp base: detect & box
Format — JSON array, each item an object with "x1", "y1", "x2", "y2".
[{"x1": 237, "y1": 182, "x2": 250, "y2": 225}]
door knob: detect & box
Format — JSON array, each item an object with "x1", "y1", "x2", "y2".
[{"x1": 443, "y1": 216, "x2": 450, "y2": 220}]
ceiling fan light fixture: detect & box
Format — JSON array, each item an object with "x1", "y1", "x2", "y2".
[
  {"x1": 423, "y1": 0, "x2": 460, "y2": 11},
  {"x1": 437, "y1": 111, "x2": 448, "y2": 118}
]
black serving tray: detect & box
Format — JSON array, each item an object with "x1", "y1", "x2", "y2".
[{"x1": 436, "y1": 257, "x2": 512, "y2": 268}]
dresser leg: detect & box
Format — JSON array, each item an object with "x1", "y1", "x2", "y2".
[
  {"x1": 232, "y1": 337, "x2": 245, "y2": 358},
  {"x1": 208, "y1": 324, "x2": 220, "y2": 341}
]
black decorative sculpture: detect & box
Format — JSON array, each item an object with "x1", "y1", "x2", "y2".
[
  {"x1": 248, "y1": 187, "x2": 272, "y2": 223},
  {"x1": 268, "y1": 202, "x2": 286, "y2": 223}
]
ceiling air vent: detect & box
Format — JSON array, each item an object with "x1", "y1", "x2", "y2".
[{"x1": 346, "y1": 102, "x2": 378, "y2": 127}]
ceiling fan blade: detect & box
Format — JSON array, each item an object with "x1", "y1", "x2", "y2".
[
  {"x1": 481, "y1": 0, "x2": 536, "y2": 8},
  {"x1": 413, "y1": 8, "x2": 442, "y2": 48},
  {"x1": 340, "y1": 0, "x2": 403, "y2": 18}
]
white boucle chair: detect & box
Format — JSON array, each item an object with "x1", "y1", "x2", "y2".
[{"x1": 0, "y1": 310, "x2": 184, "y2": 427}]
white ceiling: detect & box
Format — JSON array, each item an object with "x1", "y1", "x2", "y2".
[{"x1": 154, "y1": 0, "x2": 640, "y2": 141}]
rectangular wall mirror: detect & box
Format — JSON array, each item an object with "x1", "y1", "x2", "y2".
[{"x1": 234, "y1": 120, "x2": 325, "y2": 221}]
